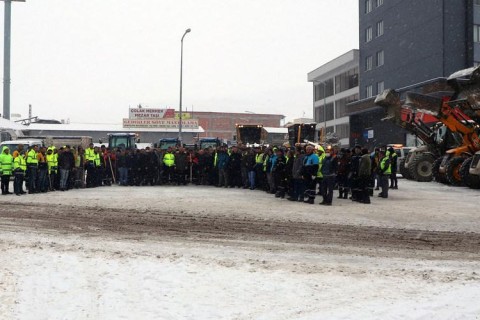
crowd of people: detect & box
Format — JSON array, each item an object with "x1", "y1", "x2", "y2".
[{"x1": 0, "y1": 141, "x2": 399, "y2": 205}]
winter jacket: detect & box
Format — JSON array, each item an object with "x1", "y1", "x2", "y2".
[{"x1": 0, "y1": 147, "x2": 13, "y2": 175}]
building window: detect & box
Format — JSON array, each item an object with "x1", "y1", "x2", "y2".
[
  {"x1": 334, "y1": 67, "x2": 359, "y2": 94},
  {"x1": 376, "y1": 20, "x2": 384, "y2": 37},
  {"x1": 314, "y1": 78, "x2": 334, "y2": 101},
  {"x1": 365, "y1": 55, "x2": 373, "y2": 71},
  {"x1": 376, "y1": 0, "x2": 384, "y2": 6},
  {"x1": 474, "y1": 25, "x2": 480, "y2": 43},
  {"x1": 316, "y1": 102, "x2": 334, "y2": 122},
  {"x1": 377, "y1": 81, "x2": 384, "y2": 94},
  {"x1": 366, "y1": 85, "x2": 373, "y2": 98},
  {"x1": 336, "y1": 123, "x2": 350, "y2": 140},
  {"x1": 365, "y1": 0, "x2": 372, "y2": 13},
  {"x1": 376, "y1": 50, "x2": 384, "y2": 67},
  {"x1": 365, "y1": 27, "x2": 373, "y2": 42}
]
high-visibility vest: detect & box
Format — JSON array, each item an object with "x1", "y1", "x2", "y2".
[
  {"x1": 255, "y1": 154, "x2": 263, "y2": 164},
  {"x1": 316, "y1": 153, "x2": 326, "y2": 178},
  {"x1": 13, "y1": 155, "x2": 26, "y2": 172},
  {"x1": 0, "y1": 150, "x2": 13, "y2": 175},
  {"x1": 262, "y1": 155, "x2": 269, "y2": 172},
  {"x1": 26, "y1": 149, "x2": 38, "y2": 166},
  {"x1": 214, "y1": 152, "x2": 218, "y2": 167},
  {"x1": 163, "y1": 153, "x2": 175, "y2": 167},
  {"x1": 380, "y1": 156, "x2": 392, "y2": 175},
  {"x1": 94, "y1": 153, "x2": 101, "y2": 167},
  {"x1": 85, "y1": 148, "x2": 96, "y2": 162},
  {"x1": 46, "y1": 151, "x2": 57, "y2": 174},
  {"x1": 74, "y1": 152, "x2": 82, "y2": 168}
]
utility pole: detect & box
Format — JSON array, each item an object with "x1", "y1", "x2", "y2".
[
  {"x1": 178, "y1": 28, "x2": 191, "y2": 145},
  {"x1": 2, "y1": 0, "x2": 25, "y2": 120}
]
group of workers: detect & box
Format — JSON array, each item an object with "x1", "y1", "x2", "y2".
[{"x1": 0, "y1": 141, "x2": 398, "y2": 205}]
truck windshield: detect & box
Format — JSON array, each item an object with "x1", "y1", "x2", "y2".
[
  {"x1": 159, "y1": 141, "x2": 178, "y2": 150},
  {"x1": 0, "y1": 143, "x2": 24, "y2": 153},
  {"x1": 200, "y1": 141, "x2": 218, "y2": 149},
  {"x1": 110, "y1": 136, "x2": 132, "y2": 149}
]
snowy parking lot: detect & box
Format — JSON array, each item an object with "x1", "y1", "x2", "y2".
[{"x1": 1, "y1": 180, "x2": 479, "y2": 319}]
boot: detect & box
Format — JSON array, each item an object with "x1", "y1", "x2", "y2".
[{"x1": 304, "y1": 198, "x2": 314, "y2": 204}]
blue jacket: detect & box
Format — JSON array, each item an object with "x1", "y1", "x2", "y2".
[
  {"x1": 216, "y1": 152, "x2": 229, "y2": 170},
  {"x1": 321, "y1": 155, "x2": 338, "y2": 177}
]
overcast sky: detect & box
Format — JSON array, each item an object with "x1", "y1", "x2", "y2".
[{"x1": 2, "y1": 0, "x2": 358, "y2": 124}]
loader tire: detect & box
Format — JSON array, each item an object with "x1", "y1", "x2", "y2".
[
  {"x1": 445, "y1": 157, "x2": 465, "y2": 186},
  {"x1": 460, "y1": 157, "x2": 480, "y2": 189},
  {"x1": 399, "y1": 158, "x2": 411, "y2": 179},
  {"x1": 432, "y1": 157, "x2": 446, "y2": 184},
  {"x1": 408, "y1": 153, "x2": 434, "y2": 182}
]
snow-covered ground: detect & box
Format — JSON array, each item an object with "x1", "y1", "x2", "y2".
[{"x1": 1, "y1": 180, "x2": 479, "y2": 319}]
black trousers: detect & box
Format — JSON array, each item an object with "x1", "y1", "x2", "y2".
[
  {"x1": 27, "y1": 166, "x2": 37, "y2": 192},
  {"x1": 1, "y1": 175, "x2": 11, "y2": 194},
  {"x1": 14, "y1": 171, "x2": 24, "y2": 194}
]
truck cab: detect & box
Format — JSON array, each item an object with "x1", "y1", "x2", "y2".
[
  {"x1": 108, "y1": 133, "x2": 137, "y2": 150},
  {"x1": 158, "y1": 138, "x2": 180, "y2": 150},
  {"x1": 199, "y1": 137, "x2": 222, "y2": 150},
  {"x1": 0, "y1": 140, "x2": 44, "y2": 154},
  {"x1": 235, "y1": 124, "x2": 263, "y2": 146}
]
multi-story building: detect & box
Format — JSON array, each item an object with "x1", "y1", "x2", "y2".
[
  {"x1": 359, "y1": 0, "x2": 477, "y2": 100},
  {"x1": 307, "y1": 50, "x2": 359, "y2": 146}
]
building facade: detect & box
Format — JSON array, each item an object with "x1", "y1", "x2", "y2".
[
  {"x1": 359, "y1": 0, "x2": 477, "y2": 100},
  {"x1": 307, "y1": 50, "x2": 359, "y2": 146}
]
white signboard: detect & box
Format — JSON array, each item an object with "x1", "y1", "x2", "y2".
[
  {"x1": 129, "y1": 108, "x2": 175, "y2": 119},
  {"x1": 123, "y1": 118, "x2": 199, "y2": 129}
]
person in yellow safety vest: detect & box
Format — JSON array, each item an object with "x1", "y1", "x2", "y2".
[
  {"x1": 26, "y1": 145, "x2": 39, "y2": 194},
  {"x1": 0, "y1": 146, "x2": 14, "y2": 195},
  {"x1": 163, "y1": 146, "x2": 175, "y2": 184},
  {"x1": 387, "y1": 147, "x2": 398, "y2": 189},
  {"x1": 13, "y1": 149, "x2": 27, "y2": 195},
  {"x1": 255, "y1": 147, "x2": 265, "y2": 190},
  {"x1": 84, "y1": 143, "x2": 96, "y2": 188},
  {"x1": 378, "y1": 149, "x2": 392, "y2": 198},
  {"x1": 316, "y1": 146, "x2": 326, "y2": 197},
  {"x1": 74, "y1": 146, "x2": 85, "y2": 189},
  {"x1": 94, "y1": 146, "x2": 102, "y2": 187},
  {"x1": 46, "y1": 147, "x2": 58, "y2": 191}
]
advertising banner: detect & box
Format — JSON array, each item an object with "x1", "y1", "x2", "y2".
[
  {"x1": 123, "y1": 118, "x2": 199, "y2": 129},
  {"x1": 128, "y1": 108, "x2": 175, "y2": 119}
]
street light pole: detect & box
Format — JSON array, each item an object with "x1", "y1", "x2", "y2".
[
  {"x1": 323, "y1": 82, "x2": 327, "y2": 143},
  {"x1": 178, "y1": 28, "x2": 191, "y2": 145},
  {"x1": 2, "y1": 0, "x2": 24, "y2": 120}
]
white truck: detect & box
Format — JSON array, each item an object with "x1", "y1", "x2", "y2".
[{"x1": 0, "y1": 136, "x2": 92, "y2": 152}]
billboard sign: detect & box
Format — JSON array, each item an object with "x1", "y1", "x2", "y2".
[
  {"x1": 129, "y1": 108, "x2": 175, "y2": 119},
  {"x1": 123, "y1": 118, "x2": 199, "y2": 129}
]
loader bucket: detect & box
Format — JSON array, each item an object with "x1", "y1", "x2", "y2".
[
  {"x1": 448, "y1": 65, "x2": 480, "y2": 108},
  {"x1": 374, "y1": 89, "x2": 402, "y2": 121},
  {"x1": 404, "y1": 92, "x2": 443, "y2": 116}
]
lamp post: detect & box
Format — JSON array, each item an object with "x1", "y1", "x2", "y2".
[
  {"x1": 2, "y1": 0, "x2": 24, "y2": 120},
  {"x1": 322, "y1": 82, "x2": 327, "y2": 143},
  {"x1": 178, "y1": 28, "x2": 191, "y2": 145}
]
